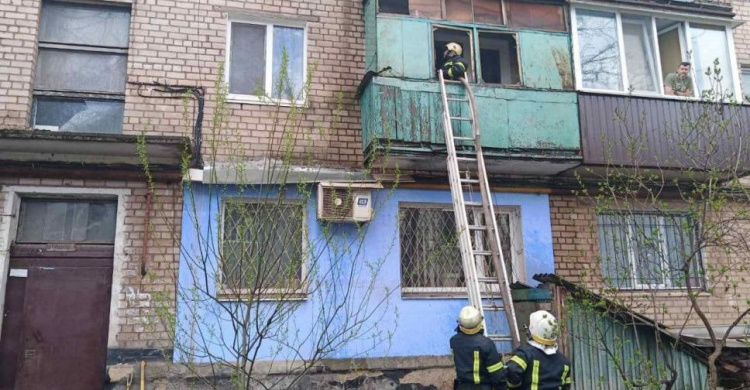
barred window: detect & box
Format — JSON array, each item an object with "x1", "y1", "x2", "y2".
[
  {"x1": 399, "y1": 204, "x2": 520, "y2": 296},
  {"x1": 221, "y1": 200, "x2": 306, "y2": 295},
  {"x1": 597, "y1": 213, "x2": 704, "y2": 289}
]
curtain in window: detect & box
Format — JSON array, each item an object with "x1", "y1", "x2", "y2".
[{"x1": 622, "y1": 16, "x2": 658, "y2": 93}]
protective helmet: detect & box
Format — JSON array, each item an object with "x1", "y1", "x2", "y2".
[
  {"x1": 528, "y1": 310, "x2": 559, "y2": 355},
  {"x1": 445, "y1": 42, "x2": 463, "y2": 56},
  {"x1": 458, "y1": 305, "x2": 483, "y2": 333}
]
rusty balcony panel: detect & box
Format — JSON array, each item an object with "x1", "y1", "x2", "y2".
[
  {"x1": 360, "y1": 77, "x2": 582, "y2": 176},
  {"x1": 579, "y1": 93, "x2": 750, "y2": 171}
]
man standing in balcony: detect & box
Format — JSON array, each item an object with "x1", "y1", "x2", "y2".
[
  {"x1": 443, "y1": 42, "x2": 470, "y2": 81},
  {"x1": 664, "y1": 62, "x2": 694, "y2": 97}
]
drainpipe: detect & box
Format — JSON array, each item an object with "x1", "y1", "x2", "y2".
[
  {"x1": 141, "y1": 189, "x2": 152, "y2": 277},
  {"x1": 129, "y1": 81, "x2": 205, "y2": 167}
]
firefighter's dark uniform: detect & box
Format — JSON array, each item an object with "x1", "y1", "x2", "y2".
[
  {"x1": 443, "y1": 54, "x2": 469, "y2": 80},
  {"x1": 450, "y1": 327, "x2": 507, "y2": 390},
  {"x1": 506, "y1": 344, "x2": 572, "y2": 390}
]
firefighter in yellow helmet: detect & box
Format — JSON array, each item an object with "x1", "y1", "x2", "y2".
[
  {"x1": 450, "y1": 306, "x2": 507, "y2": 390},
  {"x1": 442, "y1": 42, "x2": 469, "y2": 81},
  {"x1": 506, "y1": 310, "x2": 572, "y2": 389}
]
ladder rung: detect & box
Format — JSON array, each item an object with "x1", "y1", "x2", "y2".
[
  {"x1": 477, "y1": 276, "x2": 497, "y2": 283},
  {"x1": 456, "y1": 156, "x2": 477, "y2": 162},
  {"x1": 453, "y1": 136, "x2": 474, "y2": 141},
  {"x1": 461, "y1": 178, "x2": 479, "y2": 184},
  {"x1": 483, "y1": 306, "x2": 506, "y2": 312},
  {"x1": 464, "y1": 201, "x2": 483, "y2": 207},
  {"x1": 473, "y1": 250, "x2": 492, "y2": 256},
  {"x1": 451, "y1": 117, "x2": 473, "y2": 121},
  {"x1": 468, "y1": 225, "x2": 487, "y2": 230},
  {"x1": 448, "y1": 97, "x2": 469, "y2": 102}
]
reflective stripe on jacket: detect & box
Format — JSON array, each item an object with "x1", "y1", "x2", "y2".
[
  {"x1": 450, "y1": 327, "x2": 507, "y2": 389},
  {"x1": 443, "y1": 55, "x2": 469, "y2": 80},
  {"x1": 506, "y1": 344, "x2": 571, "y2": 390}
]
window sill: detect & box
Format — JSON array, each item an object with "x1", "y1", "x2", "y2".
[
  {"x1": 227, "y1": 94, "x2": 306, "y2": 108},
  {"x1": 401, "y1": 288, "x2": 502, "y2": 299},
  {"x1": 217, "y1": 288, "x2": 308, "y2": 302},
  {"x1": 577, "y1": 88, "x2": 704, "y2": 101}
]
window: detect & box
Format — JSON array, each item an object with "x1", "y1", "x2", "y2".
[
  {"x1": 572, "y1": 7, "x2": 739, "y2": 98},
  {"x1": 741, "y1": 68, "x2": 750, "y2": 102},
  {"x1": 380, "y1": 0, "x2": 566, "y2": 31},
  {"x1": 226, "y1": 19, "x2": 306, "y2": 104},
  {"x1": 479, "y1": 32, "x2": 520, "y2": 84},
  {"x1": 434, "y1": 27, "x2": 474, "y2": 82},
  {"x1": 32, "y1": 1, "x2": 130, "y2": 133},
  {"x1": 221, "y1": 200, "x2": 306, "y2": 294},
  {"x1": 597, "y1": 213, "x2": 704, "y2": 289},
  {"x1": 17, "y1": 198, "x2": 117, "y2": 243},
  {"x1": 433, "y1": 27, "x2": 520, "y2": 85},
  {"x1": 399, "y1": 204, "x2": 522, "y2": 296}
]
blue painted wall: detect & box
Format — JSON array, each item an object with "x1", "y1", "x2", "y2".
[{"x1": 176, "y1": 183, "x2": 555, "y2": 362}]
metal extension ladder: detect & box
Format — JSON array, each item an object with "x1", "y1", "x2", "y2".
[{"x1": 438, "y1": 70, "x2": 521, "y2": 349}]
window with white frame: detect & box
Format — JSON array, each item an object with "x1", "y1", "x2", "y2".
[
  {"x1": 221, "y1": 200, "x2": 306, "y2": 295},
  {"x1": 226, "y1": 18, "x2": 306, "y2": 103},
  {"x1": 572, "y1": 6, "x2": 739, "y2": 98},
  {"x1": 597, "y1": 213, "x2": 704, "y2": 290},
  {"x1": 32, "y1": 1, "x2": 130, "y2": 133},
  {"x1": 741, "y1": 68, "x2": 750, "y2": 102},
  {"x1": 399, "y1": 203, "x2": 523, "y2": 296}
]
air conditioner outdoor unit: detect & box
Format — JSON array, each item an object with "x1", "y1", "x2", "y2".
[{"x1": 317, "y1": 182, "x2": 376, "y2": 222}]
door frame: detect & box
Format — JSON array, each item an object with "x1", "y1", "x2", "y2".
[{"x1": 0, "y1": 185, "x2": 131, "y2": 348}]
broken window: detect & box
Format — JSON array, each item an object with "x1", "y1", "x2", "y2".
[
  {"x1": 433, "y1": 27, "x2": 474, "y2": 82},
  {"x1": 399, "y1": 204, "x2": 519, "y2": 296},
  {"x1": 221, "y1": 200, "x2": 306, "y2": 294},
  {"x1": 32, "y1": 1, "x2": 130, "y2": 133},
  {"x1": 479, "y1": 32, "x2": 520, "y2": 85},
  {"x1": 17, "y1": 199, "x2": 117, "y2": 243},
  {"x1": 597, "y1": 213, "x2": 704, "y2": 290},
  {"x1": 506, "y1": 0, "x2": 566, "y2": 31},
  {"x1": 226, "y1": 20, "x2": 306, "y2": 103}
]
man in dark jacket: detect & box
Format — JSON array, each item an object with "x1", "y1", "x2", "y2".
[
  {"x1": 442, "y1": 42, "x2": 470, "y2": 81},
  {"x1": 506, "y1": 310, "x2": 572, "y2": 389},
  {"x1": 450, "y1": 306, "x2": 507, "y2": 390}
]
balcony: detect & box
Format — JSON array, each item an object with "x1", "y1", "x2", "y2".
[
  {"x1": 360, "y1": 9, "x2": 582, "y2": 176},
  {"x1": 578, "y1": 93, "x2": 750, "y2": 172},
  {"x1": 360, "y1": 77, "x2": 581, "y2": 176}
]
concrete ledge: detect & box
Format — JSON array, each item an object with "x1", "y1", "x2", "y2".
[{"x1": 107, "y1": 355, "x2": 454, "y2": 382}]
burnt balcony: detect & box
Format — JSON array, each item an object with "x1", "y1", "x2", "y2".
[{"x1": 360, "y1": 77, "x2": 582, "y2": 176}]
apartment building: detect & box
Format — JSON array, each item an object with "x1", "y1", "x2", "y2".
[{"x1": 1, "y1": 0, "x2": 749, "y2": 388}]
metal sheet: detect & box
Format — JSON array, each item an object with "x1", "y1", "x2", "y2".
[
  {"x1": 567, "y1": 300, "x2": 708, "y2": 389},
  {"x1": 579, "y1": 93, "x2": 750, "y2": 170}
]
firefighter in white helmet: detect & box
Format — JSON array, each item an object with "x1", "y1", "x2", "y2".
[
  {"x1": 450, "y1": 306, "x2": 507, "y2": 390},
  {"x1": 506, "y1": 310, "x2": 572, "y2": 389},
  {"x1": 442, "y1": 42, "x2": 469, "y2": 81}
]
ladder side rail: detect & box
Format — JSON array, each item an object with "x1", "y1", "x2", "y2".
[
  {"x1": 439, "y1": 70, "x2": 483, "y2": 310},
  {"x1": 460, "y1": 77, "x2": 522, "y2": 348}
]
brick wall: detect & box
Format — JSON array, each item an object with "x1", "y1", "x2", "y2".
[
  {"x1": 733, "y1": 0, "x2": 750, "y2": 67},
  {"x1": 551, "y1": 194, "x2": 750, "y2": 328},
  {"x1": 0, "y1": 0, "x2": 365, "y2": 167},
  {"x1": 0, "y1": 177, "x2": 182, "y2": 350},
  {"x1": 0, "y1": 0, "x2": 39, "y2": 129}
]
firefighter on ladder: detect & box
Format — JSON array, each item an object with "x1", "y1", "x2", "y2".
[
  {"x1": 442, "y1": 42, "x2": 470, "y2": 81},
  {"x1": 506, "y1": 310, "x2": 572, "y2": 389},
  {"x1": 451, "y1": 306, "x2": 507, "y2": 390}
]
